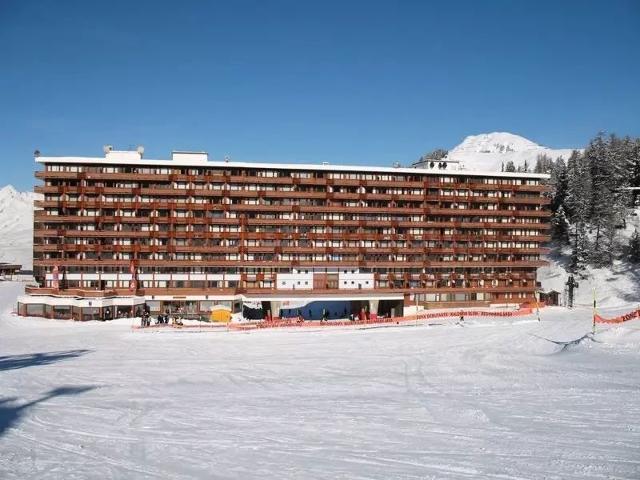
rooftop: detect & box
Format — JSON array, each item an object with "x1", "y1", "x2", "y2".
[{"x1": 35, "y1": 148, "x2": 550, "y2": 179}]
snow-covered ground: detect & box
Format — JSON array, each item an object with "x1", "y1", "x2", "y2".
[{"x1": 1, "y1": 281, "x2": 639, "y2": 479}]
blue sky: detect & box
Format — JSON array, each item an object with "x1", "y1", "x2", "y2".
[{"x1": 1, "y1": 0, "x2": 639, "y2": 190}]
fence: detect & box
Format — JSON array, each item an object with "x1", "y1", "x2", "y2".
[
  {"x1": 594, "y1": 308, "x2": 640, "y2": 324},
  {"x1": 130, "y1": 307, "x2": 537, "y2": 332},
  {"x1": 228, "y1": 307, "x2": 535, "y2": 331}
]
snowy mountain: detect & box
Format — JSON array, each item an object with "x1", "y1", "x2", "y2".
[
  {"x1": 447, "y1": 132, "x2": 579, "y2": 172},
  {"x1": 0, "y1": 185, "x2": 40, "y2": 269}
]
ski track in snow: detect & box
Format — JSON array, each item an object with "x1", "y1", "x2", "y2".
[{"x1": 1, "y1": 281, "x2": 639, "y2": 479}]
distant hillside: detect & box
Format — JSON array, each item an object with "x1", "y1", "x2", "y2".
[
  {"x1": 447, "y1": 132, "x2": 578, "y2": 171},
  {"x1": 0, "y1": 185, "x2": 40, "y2": 269}
]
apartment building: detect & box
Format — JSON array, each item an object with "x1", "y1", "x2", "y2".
[{"x1": 17, "y1": 147, "x2": 550, "y2": 320}]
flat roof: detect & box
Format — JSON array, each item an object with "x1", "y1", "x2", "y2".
[{"x1": 36, "y1": 155, "x2": 550, "y2": 179}]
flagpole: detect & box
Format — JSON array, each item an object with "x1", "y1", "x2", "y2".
[{"x1": 592, "y1": 287, "x2": 597, "y2": 335}]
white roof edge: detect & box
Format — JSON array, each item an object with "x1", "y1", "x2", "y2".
[{"x1": 34, "y1": 156, "x2": 551, "y2": 179}]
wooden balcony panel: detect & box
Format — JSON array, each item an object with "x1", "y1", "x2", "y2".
[
  {"x1": 41, "y1": 198, "x2": 550, "y2": 220},
  {"x1": 84, "y1": 172, "x2": 170, "y2": 182},
  {"x1": 33, "y1": 245, "x2": 59, "y2": 252},
  {"x1": 35, "y1": 171, "x2": 81, "y2": 180},
  {"x1": 31, "y1": 257, "x2": 548, "y2": 272},
  {"x1": 34, "y1": 229, "x2": 66, "y2": 237},
  {"x1": 328, "y1": 178, "x2": 361, "y2": 187},
  {"x1": 363, "y1": 179, "x2": 425, "y2": 188},
  {"x1": 296, "y1": 177, "x2": 328, "y2": 186},
  {"x1": 173, "y1": 246, "x2": 237, "y2": 254},
  {"x1": 25, "y1": 286, "x2": 145, "y2": 297},
  {"x1": 227, "y1": 175, "x2": 294, "y2": 185},
  {"x1": 227, "y1": 204, "x2": 292, "y2": 213},
  {"x1": 25, "y1": 284, "x2": 538, "y2": 299},
  {"x1": 143, "y1": 287, "x2": 238, "y2": 296},
  {"x1": 428, "y1": 207, "x2": 549, "y2": 218},
  {"x1": 245, "y1": 246, "x2": 277, "y2": 254},
  {"x1": 263, "y1": 190, "x2": 328, "y2": 200},
  {"x1": 43, "y1": 186, "x2": 546, "y2": 206},
  {"x1": 33, "y1": 212, "x2": 551, "y2": 233}
]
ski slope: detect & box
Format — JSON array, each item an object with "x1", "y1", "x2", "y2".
[{"x1": 1, "y1": 281, "x2": 639, "y2": 479}]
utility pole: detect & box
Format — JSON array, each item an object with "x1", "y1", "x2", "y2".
[
  {"x1": 592, "y1": 287, "x2": 597, "y2": 335},
  {"x1": 566, "y1": 275, "x2": 578, "y2": 309}
]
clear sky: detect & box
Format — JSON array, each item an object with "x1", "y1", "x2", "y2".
[{"x1": 1, "y1": 0, "x2": 639, "y2": 190}]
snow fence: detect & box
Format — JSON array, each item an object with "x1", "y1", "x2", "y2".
[{"x1": 594, "y1": 308, "x2": 640, "y2": 324}]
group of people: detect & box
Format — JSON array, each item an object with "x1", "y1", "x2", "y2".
[
  {"x1": 136, "y1": 305, "x2": 152, "y2": 327},
  {"x1": 136, "y1": 307, "x2": 186, "y2": 327},
  {"x1": 266, "y1": 307, "x2": 372, "y2": 323},
  {"x1": 155, "y1": 312, "x2": 183, "y2": 326}
]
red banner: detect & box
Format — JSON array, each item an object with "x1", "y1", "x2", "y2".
[
  {"x1": 128, "y1": 261, "x2": 137, "y2": 292},
  {"x1": 595, "y1": 309, "x2": 640, "y2": 324},
  {"x1": 52, "y1": 265, "x2": 59, "y2": 290}
]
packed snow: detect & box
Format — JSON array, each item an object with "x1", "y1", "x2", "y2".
[
  {"x1": 1, "y1": 139, "x2": 639, "y2": 477},
  {"x1": 1, "y1": 281, "x2": 639, "y2": 479},
  {"x1": 447, "y1": 132, "x2": 578, "y2": 172}
]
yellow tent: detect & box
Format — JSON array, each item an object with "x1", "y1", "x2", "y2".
[{"x1": 209, "y1": 305, "x2": 231, "y2": 323}]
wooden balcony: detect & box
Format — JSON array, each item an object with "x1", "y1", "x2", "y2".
[
  {"x1": 25, "y1": 286, "x2": 144, "y2": 297},
  {"x1": 33, "y1": 258, "x2": 549, "y2": 268}
]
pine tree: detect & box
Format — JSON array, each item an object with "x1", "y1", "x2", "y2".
[
  {"x1": 549, "y1": 133, "x2": 639, "y2": 269},
  {"x1": 551, "y1": 205, "x2": 570, "y2": 243},
  {"x1": 534, "y1": 154, "x2": 553, "y2": 174},
  {"x1": 504, "y1": 160, "x2": 516, "y2": 172},
  {"x1": 582, "y1": 134, "x2": 631, "y2": 265},
  {"x1": 631, "y1": 138, "x2": 640, "y2": 206},
  {"x1": 549, "y1": 157, "x2": 568, "y2": 213},
  {"x1": 565, "y1": 150, "x2": 591, "y2": 272}
]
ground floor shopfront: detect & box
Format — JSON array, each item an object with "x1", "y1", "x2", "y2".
[
  {"x1": 16, "y1": 294, "x2": 147, "y2": 321},
  {"x1": 16, "y1": 292, "x2": 405, "y2": 321}
]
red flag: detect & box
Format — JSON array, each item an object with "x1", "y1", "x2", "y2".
[
  {"x1": 129, "y1": 261, "x2": 137, "y2": 292},
  {"x1": 52, "y1": 265, "x2": 59, "y2": 290}
]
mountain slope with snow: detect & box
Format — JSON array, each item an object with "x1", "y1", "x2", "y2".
[
  {"x1": 448, "y1": 132, "x2": 579, "y2": 172},
  {"x1": 0, "y1": 185, "x2": 40, "y2": 269}
]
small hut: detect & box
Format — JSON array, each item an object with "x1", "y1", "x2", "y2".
[{"x1": 540, "y1": 290, "x2": 561, "y2": 306}]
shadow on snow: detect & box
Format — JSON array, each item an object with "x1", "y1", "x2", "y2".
[
  {"x1": 0, "y1": 386, "x2": 97, "y2": 438},
  {"x1": 0, "y1": 349, "x2": 92, "y2": 372}
]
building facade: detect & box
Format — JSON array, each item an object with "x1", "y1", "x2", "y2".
[
  {"x1": 0, "y1": 263, "x2": 22, "y2": 280},
  {"x1": 18, "y1": 148, "x2": 550, "y2": 320}
]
